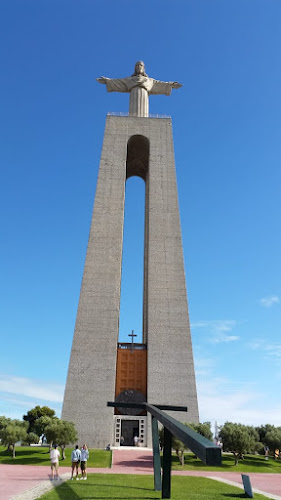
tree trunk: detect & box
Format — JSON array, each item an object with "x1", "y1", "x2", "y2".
[
  {"x1": 12, "y1": 444, "x2": 16, "y2": 459},
  {"x1": 180, "y1": 451, "x2": 185, "y2": 466},
  {"x1": 61, "y1": 445, "x2": 66, "y2": 460},
  {"x1": 234, "y1": 453, "x2": 239, "y2": 465}
]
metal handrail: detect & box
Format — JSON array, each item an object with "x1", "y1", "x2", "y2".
[
  {"x1": 107, "y1": 112, "x2": 171, "y2": 119},
  {"x1": 117, "y1": 342, "x2": 147, "y2": 350}
]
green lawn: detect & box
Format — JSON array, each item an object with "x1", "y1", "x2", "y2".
[
  {"x1": 0, "y1": 446, "x2": 111, "y2": 468},
  {"x1": 36, "y1": 474, "x2": 272, "y2": 500},
  {"x1": 1, "y1": 446, "x2": 280, "y2": 474},
  {"x1": 170, "y1": 452, "x2": 281, "y2": 473}
]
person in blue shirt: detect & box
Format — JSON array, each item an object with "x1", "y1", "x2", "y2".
[{"x1": 70, "y1": 445, "x2": 81, "y2": 480}]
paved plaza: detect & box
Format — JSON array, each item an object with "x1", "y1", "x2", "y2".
[{"x1": 1, "y1": 449, "x2": 281, "y2": 500}]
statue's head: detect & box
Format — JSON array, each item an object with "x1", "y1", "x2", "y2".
[{"x1": 132, "y1": 61, "x2": 147, "y2": 77}]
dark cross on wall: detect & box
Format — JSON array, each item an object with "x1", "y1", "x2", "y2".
[{"x1": 128, "y1": 330, "x2": 137, "y2": 352}]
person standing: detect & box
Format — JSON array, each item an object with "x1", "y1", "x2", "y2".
[
  {"x1": 80, "y1": 444, "x2": 89, "y2": 480},
  {"x1": 50, "y1": 445, "x2": 60, "y2": 480},
  {"x1": 71, "y1": 445, "x2": 81, "y2": 480}
]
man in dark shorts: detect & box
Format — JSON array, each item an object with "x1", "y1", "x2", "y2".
[{"x1": 71, "y1": 445, "x2": 81, "y2": 480}]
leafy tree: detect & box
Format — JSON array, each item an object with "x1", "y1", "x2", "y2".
[
  {"x1": 219, "y1": 422, "x2": 259, "y2": 465},
  {"x1": 23, "y1": 406, "x2": 56, "y2": 433},
  {"x1": 246, "y1": 425, "x2": 259, "y2": 444},
  {"x1": 184, "y1": 422, "x2": 214, "y2": 462},
  {"x1": 158, "y1": 426, "x2": 187, "y2": 465},
  {"x1": 0, "y1": 416, "x2": 11, "y2": 431},
  {"x1": 255, "y1": 424, "x2": 276, "y2": 444},
  {"x1": 34, "y1": 415, "x2": 57, "y2": 446},
  {"x1": 158, "y1": 425, "x2": 186, "y2": 464},
  {"x1": 172, "y1": 436, "x2": 185, "y2": 465},
  {"x1": 34, "y1": 416, "x2": 53, "y2": 436},
  {"x1": 255, "y1": 441, "x2": 266, "y2": 455},
  {"x1": 187, "y1": 422, "x2": 213, "y2": 441},
  {"x1": 0, "y1": 416, "x2": 13, "y2": 452},
  {"x1": 25, "y1": 432, "x2": 39, "y2": 445},
  {"x1": 264, "y1": 428, "x2": 281, "y2": 457},
  {"x1": 160, "y1": 422, "x2": 213, "y2": 465},
  {"x1": 45, "y1": 420, "x2": 77, "y2": 459},
  {"x1": 0, "y1": 420, "x2": 28, "y2": 458}
]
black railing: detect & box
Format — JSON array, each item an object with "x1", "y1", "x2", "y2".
[
  {"x1": 107, "y1": 112, "x2": 171, "y2": 119},
  {"x1": 117, "y1": 342, "x2": 147, "y2": 350}
]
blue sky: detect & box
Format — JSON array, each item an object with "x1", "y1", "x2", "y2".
[{"x1": 1, "y1": 0, "x2": 280, "y2": 429}]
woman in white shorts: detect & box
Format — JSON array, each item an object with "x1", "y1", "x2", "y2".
[{"x1": 50, "y1": 445, "x2": 60, "y2": 479}]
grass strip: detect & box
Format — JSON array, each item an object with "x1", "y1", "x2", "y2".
[
  {"x1": 0, "y1": 446, "x2": 111, "y2": 468},
  {"x1": 170, "y1": 452, "x2": 281, "y2": 472},
  {"x1": 36, "y1": 473, "x2": 273, "y2": 499}
]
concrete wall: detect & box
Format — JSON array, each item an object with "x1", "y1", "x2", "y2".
[{"x1": 62, "y1": 116, "x2": 199, "y2": 448}]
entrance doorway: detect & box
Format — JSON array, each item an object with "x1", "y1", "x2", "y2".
[
  {"x1": 121, "y1": 420, "x2": 139, "y2": 446},
  {"x1": 114, "y1": 416, "x2": 147, "y2": 447}
]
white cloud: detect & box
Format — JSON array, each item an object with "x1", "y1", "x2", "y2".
[
  {"x1": 192, "y1": 320, "x2": 236, "y2": 332},
  {"x1": 259, "y1": 295, "x2": 280, "y2": 307},
  {"x1": 0, "y1": 393, "x2": 62, "y2": 420},
  {"x1": 212, "y1": 334, "x2": 240, "y2": 343},
  {"x1": 248, "y1": 340, "x2": 263, "y2": 350},
  {"x1": 248, "y1": 340, "x2": 281, "y2": 359},
  {"x1": 194, "y1": 355, "x2": 215, "y2": 376},
  {"x1": 194, "y1": 338, "x2": 281, "y2": 428},
  {"x1": 0, "y1": 374, "x2": 64, "y2": 403},
  {"x1": 191, "y1": 320, "x2": 239, "y2": 343},
  {"x1": 265, "y1": 344, "x2": 281, "y2": 358},
  {"x1": 197, "y1": 377, "x2": 281, "y2": 427}
]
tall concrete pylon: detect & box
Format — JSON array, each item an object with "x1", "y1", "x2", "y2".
[{"x1": 62, "y1": 63, "x2": 199, "y2": 448}]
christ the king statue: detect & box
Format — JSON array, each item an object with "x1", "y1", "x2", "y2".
[{"x1": 97, "y1": 61, "x2": 182, "y2": 117}]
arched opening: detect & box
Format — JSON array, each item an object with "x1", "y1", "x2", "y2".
[
  {"x1": 115, "y1": 136, "x2": 149, "y2": 440},
  {"x1": 118, "y1": 175, "x2": 146, "y2": 343},
  {"x1": 119, "y1": 134, "x2": 149, "y2": 344},
  {"x1": 126, "y1": 135, "x2": 149, "y2": 181}
]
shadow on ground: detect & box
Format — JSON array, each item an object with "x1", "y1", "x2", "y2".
[
  {"x1": 52, "y1": 480, "x2": 159, "y2": 500},
  {"x1": 0, "y1": 449, "x2": 50, "y2": 465},
  {"x1": 114, "y1": 460, "x2": 153, "y2": 469},
  {"x1": 221, "y1": 495, "x2": 247, "y2": 498}
]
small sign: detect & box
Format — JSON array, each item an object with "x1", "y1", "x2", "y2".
[{"x1": 241, "y1": 474, "x2": 254, "y2": 498}]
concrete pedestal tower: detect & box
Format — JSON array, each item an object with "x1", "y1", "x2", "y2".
[{"x1": 62, "y1": 62, "x2": 199, "y2": 448}]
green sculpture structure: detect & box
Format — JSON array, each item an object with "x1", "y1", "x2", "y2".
[{"x1": 108, "y1": 401, "x2": 221, "y2": 499}]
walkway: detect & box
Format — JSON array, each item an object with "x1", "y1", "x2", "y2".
[
  {"x1": 1, "y1": 448, "x2": 281, "y2": 500},
  {"x1": 112, "y1": 448, "x2": 281, "y2": 499}
]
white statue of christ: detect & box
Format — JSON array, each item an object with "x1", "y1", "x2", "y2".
[{"x1": 97, "y1": 61, "x2": 182, "y2": 117}]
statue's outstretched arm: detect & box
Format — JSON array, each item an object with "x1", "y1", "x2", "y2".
[
  {"x1": 171, "y1": 81, "x2": 183, "y2": 89},
  {"x1": 96, "y1": 76, "x2": 108, "y2": 84},
  {"x1": 150, "y1": 79, "x2": 183, "y2": 96},
  {"x1": 96, "y1": 76, "x2": 130, "y2": 93}
]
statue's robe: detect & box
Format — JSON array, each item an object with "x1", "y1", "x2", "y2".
[{"x1": 105, "y1": 75, "x2": 174, "y2": 117}]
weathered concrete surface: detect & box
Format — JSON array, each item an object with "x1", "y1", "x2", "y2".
[{"x1": 62, "y1": 116, "x2": 199, "y2": 448}]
